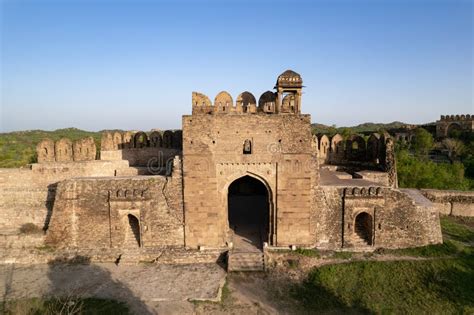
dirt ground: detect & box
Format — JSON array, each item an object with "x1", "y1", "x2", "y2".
[{"x1": 0, "y1": 262, "x2": 227, "y2": 314}]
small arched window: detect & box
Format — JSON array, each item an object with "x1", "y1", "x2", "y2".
[{"x1": 243, "y1": 139, "x2": 252, "y2": 154}]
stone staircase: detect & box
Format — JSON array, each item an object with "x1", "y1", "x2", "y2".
[
  {"x1": 352, "y1": 234, "x2": 370, "y2": 247},
  {"x1": 227, "y1": 251, "x2": 265, "y2": 272}
]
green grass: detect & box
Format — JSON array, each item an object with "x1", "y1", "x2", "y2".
[
  {"x1": 380, "y1": 239, "x2": 469, "y2": 258},
  {"x1": 295, "y1": 248, "x2": 320, "y2": 258},
  {"x1": 291, "y1": 216, "x2": 474, "y2": 314},
  {"x1": 1, "y1": 297, "x2": 130, "y2": 315},
  {"x1": 332, "y1": 251, "x2": 353, "y2": 260},
  {"x1": 292, "y1": 255, "x2": 474, "y2": 314},
  {"x1": 441, "y1": 216, "x2": 474, "y2": 243}
]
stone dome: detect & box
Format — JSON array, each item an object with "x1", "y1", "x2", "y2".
[{"x1": 275, "y1": 69, "x2": 303, "y2": 88}]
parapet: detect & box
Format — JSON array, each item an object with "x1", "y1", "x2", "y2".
[
  {"x1": 439, "y1": 114, "x2": 472, "y2": 121},
  {"x1": 100, "y1": 129, "x2": 182, "y2": 151},
  {"x1": 191, "y1": 70, "x2": 303, "y2": 115},
  {"x1": 36, "y1": 137, "x2": 97, "y2": 163}
]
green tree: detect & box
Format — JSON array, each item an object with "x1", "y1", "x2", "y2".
[{"x1": 412, "y1": 128, "x2": 434, "y2": 156}]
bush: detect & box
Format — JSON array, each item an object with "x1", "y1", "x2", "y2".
[
  {"x1": 19, "y1": 223, "x2": 43, "y2": 235},
  {"x1": 396, "y1": 149, "x2": 470, "y2": 190}
]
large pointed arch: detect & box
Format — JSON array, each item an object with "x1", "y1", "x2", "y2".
[{"x1": 226, "y1": 174, "x2": 273, "y2": 250}]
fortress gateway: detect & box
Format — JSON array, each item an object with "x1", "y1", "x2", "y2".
[{"x1": 1, "y1": 71, "x2": 442, "y2": 268}]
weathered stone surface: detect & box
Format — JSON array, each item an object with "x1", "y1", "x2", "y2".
[
  {"x1": 421, "y1": 189, "x2": 474, "y2": 217},
  {"x1": 73, "y1": 137, "x2": 96, "y2": 161},
  {"x1": 101, "y1": 132, "x2": 115, "y2": 151},
  {"x1": 46, "y1": 172, "x2": 184, "y2": 249},
  {"x1": 54, "y1": 138, "x2": 73, "y2": 162},
  {"x1": 36, "y1": 139, "x2": 55, "y2": 163}
]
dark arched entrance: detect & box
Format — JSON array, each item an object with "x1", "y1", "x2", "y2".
[
  {"x1": 228, "y1": 176, "x2": 269, "y2": 251},
  {"x1": 126, "y1": 214, "x2": 141, "y2": 248},
  {"x1": 355, "y1": 212, "x2": 373, "y2": 245},
  {"x1": 447, "y1": 123, "x2": 462, "y2": 137}
]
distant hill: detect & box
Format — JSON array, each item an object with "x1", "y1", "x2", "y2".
[
  {"x1": 311, "y1": 121, "x2": 416, "y2": 135},
  {"x1": 0, "y1": 128, "x2": 102, "y2": 168}
]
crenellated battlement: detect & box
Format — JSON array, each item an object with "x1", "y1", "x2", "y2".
[
  {"x1": 436, "y1": 114, "x2": 473, "y2": 137},
  {"x1": 192, "y1": 70, "x2": 303, "y2": 115},
  {"x1": 100, "y1": 130, "x2": 182, "y2": 151},
  {"x1": 36, "y1": 136, "x2": 97, "y2": 163},
  {"x1": 439, "y1": 114, "x2": 472, "y2": 121}
]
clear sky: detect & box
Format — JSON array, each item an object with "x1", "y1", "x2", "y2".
[{"x1": 1, "y1": 0, "x2": 472, "y2": 132}]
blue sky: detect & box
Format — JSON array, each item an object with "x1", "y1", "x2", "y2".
[{"x1": 1, "y1": 0, "x2": 472, "y2": 132}]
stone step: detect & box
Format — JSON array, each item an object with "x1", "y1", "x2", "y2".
[{"x1": 228, "y1": 251, "x2": 264, "y2": 272}]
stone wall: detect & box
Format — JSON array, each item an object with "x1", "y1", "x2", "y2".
[
  {"x1": 0, "y1": 160, "x2": 132, "y2": 233},
  {"x1": 436, "y1": 114, "x2": 473, "y2": 138},
  {"x1": 316, "y1": 133, "x2": 397, "y2": 188},
  {"x1": 46, "y1": 167, "x2": 184, "y2": 249},
  {"x1": 420, "y1": 189, "x2": 474, "y2": 217},
  {"x1": 313, "y1": 186, "x2": 442, "y2": 250},
  {"x1": 101, "y1": 147, "x2": 180, "y2": 169},
  {"x1": 100, "y1": 130, "x2": 182, "y2": 151},
  {"x1": 182, "y1": 113, "x2": 317, "y2": 248}
]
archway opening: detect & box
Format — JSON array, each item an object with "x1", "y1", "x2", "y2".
[
  {"x1": 447, "y1": 123, "x2": 462, "y2": 137},
  {"x1": 126, "y1": 214, "x2": 141, "y2": 248},
  {"x1": 355, "y1": 212, "x2": 373, "y2": 245},
  {"x1": 228, "y1": 176, "x2": 269, "y2": 251}
]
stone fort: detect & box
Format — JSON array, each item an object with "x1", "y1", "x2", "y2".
[{"x1": 3, "y1": 70, "x2": 465, "y2": 270}]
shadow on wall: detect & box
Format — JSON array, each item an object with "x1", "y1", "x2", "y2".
[
  {"x1": 43, "y1": 183, "x2": 58, "y2": 232},
  {"x1": 46, "y1": 256, "x2": 153, "y2": 314}
]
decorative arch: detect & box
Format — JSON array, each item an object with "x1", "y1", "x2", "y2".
[
  {"x1": 36, "y1": 138, "x2": 55, "y2": 163},
  {"x1": 100, "y1": 132, "x2": 115, "y2": 151},
  {"x1": 162, "y1": 130, "x2": 174, "y2": 148},
  {"x1": 113, "y1": 132, "x2": 123, "y2": 150},
  {"x1": 122, "y1": 131, "x2": 134, "y2": 149},
  {"x1": 55, "y1": 138, "x2": 73, "y2": 162},
  {"x1": 236, "y1": 91, "x2": 256, "y2": 113},
  {"x1": 133, "y1": 132, "x2": 148, "y2": 148},
  {"x1": 447, "y1": 122, "x2": 462, "y2": 136},
  {"x1": 192, "y1": 91, "x2": 212, "y2": 107},
  {"x1": 281, "y1": 94, "x2": 296, "y2": 113},
  {"x1": 214, "y1": 91, "x2": 233, "y2": 113},
  {"x1": 226, "y1": 174, "x2": 273, "y2": 249},
  {"x1": 258, "y1": 91, "x2": 277, "y2": 113},
  {"x1": 192, "y1": 92, "x2": 213, "y2": 114},
  {"x1": 149, "y1": 131, "x2": 162, "y2": 148},
  {"x1": 367, "y1": 133, "x2": 381, "y2": 163},
  {"x1": 347, "y1": 135, "x2": 366, "y2": 161},
  {"x1": 318, "y1": 135, "x2": 330, "y2": 161}
]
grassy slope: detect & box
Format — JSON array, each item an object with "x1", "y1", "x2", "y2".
[
  {"x1": 0, "y1": 128, "x2": 102, "y2": 168},
  {"x1": 293, "y1": 216, "x2": 474, "y2": 314}
]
